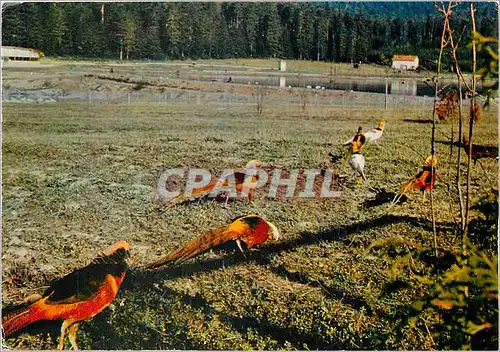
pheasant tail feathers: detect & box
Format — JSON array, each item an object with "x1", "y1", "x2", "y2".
[
  {"x1": 146, "y1": 227, "x2": 235, "y2": 269},
  {"x1": 2, "y1": 304, "x2": 38, "y2": 336},
  {"x1": 399, "y1": 179, "x2": 417, "y2": 195}
]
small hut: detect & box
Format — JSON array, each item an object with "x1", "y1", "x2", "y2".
[{"x1": 391, "y1": 55, "x2": 419, "y2": 70}]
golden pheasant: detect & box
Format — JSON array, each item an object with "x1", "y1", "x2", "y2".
[
  {"x1": 462, "y1": 134, "x2": 498, "y2": 165},
  {"x1": 342, "y1": 126, "x2": 366, "y2": 149},
  {"x1": 392, "y1": 155, "x2": 437, "y2": 204},
  {"x1": 2, "y1": 241, "x2": 130, "y2": 350},
  {"x1": 145, "y1": 215, "x2": 279, "y2": 269},
  {"x1": 345, "y1": 126, "x2": 366, "y2": 155},
  {"x1": 176, "y1": 160, "x2": 262, "y2": 203}
]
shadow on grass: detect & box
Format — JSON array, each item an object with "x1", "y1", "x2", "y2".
[
  {"x1": 361, "y1": 188, "x2": 407, "y2": 208},
  {"x1": 168, "y1": 286, "x2": 330, "y2": 350},
  {"x1": 436, "y1": 139, "x2": 460, "y2": 147},
  {"x1": 269, "y1": 265, "x2": 376, "y2": 316},
  {"x1": 403, "y1": 118, "x2": 433, "y2": 124}
]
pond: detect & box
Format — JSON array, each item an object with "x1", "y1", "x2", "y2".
[{"x1": 175, "y1": 72, "x2": 480, "y2": 97}]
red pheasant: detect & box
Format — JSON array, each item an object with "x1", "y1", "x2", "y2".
[
  {"x1": 175, "y1": 160, "x2": 262, "y2": 203},
  {"x1": 145, "y1": 215, "x2": 280, "y2": 269},
  {"x1": 392, "y1": 155, "x2": 437, "y2": 204},
  {"x1": 462, "y1": 134, "x2": 498, "y2": 165},
  {"x1": 2, "y1": 241, "x2": 130, "y2": 350}
]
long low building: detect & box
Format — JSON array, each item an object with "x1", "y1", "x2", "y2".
[{"x1": 1, "y1": 46, "x2": 45, "y2": 61}]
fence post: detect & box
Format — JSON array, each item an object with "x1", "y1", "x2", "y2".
[{"x1": 384, "y1": 78, "x2": 388, "y2": 111}]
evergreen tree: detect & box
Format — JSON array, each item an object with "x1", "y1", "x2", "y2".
[
  {"x1": 2, "y1": 4, "x2": 27, "y2": 47},
  {"x1": 123, "y1": 16, "x2": 137, "y2": 60},
  {"x1": 134, "y1": 3, "x2": 162, "y2": 59},
  {"x1": 314, "y1": 5, "x2": 329, "y2": 61},
  {"x1": 260, "y1": 3, "x2": 282, "y2": 58},
  {"x1": 46, "y1": 4, "x2": 69, "y2": 55},
  {"x1": 103, "y1": 3, "x2": 127, "y2": 59},
  {"x1": 164, "y1": 3, "x2": 182, "y2": 59},
  {"x1": 24, "y1": 3, "x2": 47, "y2": 51},
  {"x1": 355, "y1": 10, "x2": 371, "y2": 62},
  {"x1": 297, "y1": 5, "x2": 314, "y2": 60},
  {"x1": 277, "y1": 4, "x2": 294, "y2": 59},
  {"x1": 344, "y1": 12, "x2": 356, "y2": 62},
  {"x1": 217, "y1": 11, "x2": 231, "y2": 58}
]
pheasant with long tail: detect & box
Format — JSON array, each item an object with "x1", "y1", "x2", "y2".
[
  {"x1": 145, "y1": 215, "x2": 279, "y2": 269},
  {"x1": 461, "y1": 134, "x2": 498, "y2": 165},
  {"x1": 2, "y1": 241, "x2": 130, "y2": 350},
  {"x1": 392, "y1": 155, "x2": 437, "y2": 204},
  {"x1": 364, "y1": 117, "x2": 385, "y2": 144},
  {"x1": 174, "y1": 160, "x2": 262, "y2": 204},
  {"x1": 342, "y1": 118, "x2": 385, "y2": 146}
]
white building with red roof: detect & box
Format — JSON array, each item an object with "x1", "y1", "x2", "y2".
[{"x1": 391, "y1": 55, "x2": 419, "y2": 70}]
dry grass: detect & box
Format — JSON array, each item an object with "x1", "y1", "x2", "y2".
[{"x1": 2, "y1": 69, "x2": 498, "y2": 349}]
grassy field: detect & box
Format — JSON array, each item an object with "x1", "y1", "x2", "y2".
[
  {"x1": 2, "y1": 50, "x2": 499, "y2": 350},
  {"x1": 2, "y1": 95, "x2": 498, "y2": 350}
]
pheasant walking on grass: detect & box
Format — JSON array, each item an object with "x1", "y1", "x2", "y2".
[
  {"x1": 338, "y1": 127, "x2": 374, "y2": 189},
  {"x1": 2, "y1": 241, "x2": 130, "y2": 350},
  {"x1": 349, "y1": 153, "x2": 367, "y2": 182},
  {"x1": 347, "y1": 152, "x2": 378, "y2": 192},
  {"x1": 392, "y1": 155, "x2": 437, "y2": 204},
  {"x1": 343, "y1": 126, "x2": 366, "y2": 149},
  {"x1": 343, "y1": 118, "x2": 385, "y2": 147},
  {"x1": 145, "y1": 215, "x2": 280, "y2": 269},
  {"x1": 461, "y1": 134, "x2": 498, "y2": 165},
  {"x1": 364, "y1": 117, "x2": 385, "y2": 144},
  {"x1": 343, "y1": 126, "x2": 366, "y2": 162},
  {"x1": 174, "y1": 160, "x2": 262, "y2": 204}
]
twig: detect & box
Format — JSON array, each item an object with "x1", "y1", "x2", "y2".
[
  {"x1": 423, "y1": 318, "x2": 437, "y2": 347},
  {"x1": 447, "y1": 23, "x2": 467, "y2": 232},
  {"x1": 477, "y1": 160, "x2": 493, "y2": 184},
  {"x1": 430, "y1": 1, "x2": 453, "y2": 258},
  {"x1": 464, "y1": 3, "x2": 477, "y2": 243}
]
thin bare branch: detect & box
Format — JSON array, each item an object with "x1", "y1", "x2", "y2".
[
  {"x1": 446, "y1": 16, "x2": 466, "y2": 232},
  {"x1": 430, "y1": 0, "x2": 453, "y2": 257},
  {"x1": 464, "y1": 3, "x2": 477, "y2": 239}
]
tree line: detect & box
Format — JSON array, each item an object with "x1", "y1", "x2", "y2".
[{"x1": 2, "y1": 2, "x2": 497, "y2": 71}]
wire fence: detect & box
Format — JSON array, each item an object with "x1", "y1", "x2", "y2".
[{"x1": 2, "y1": 86, "x2": 439, "y2": 111}]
